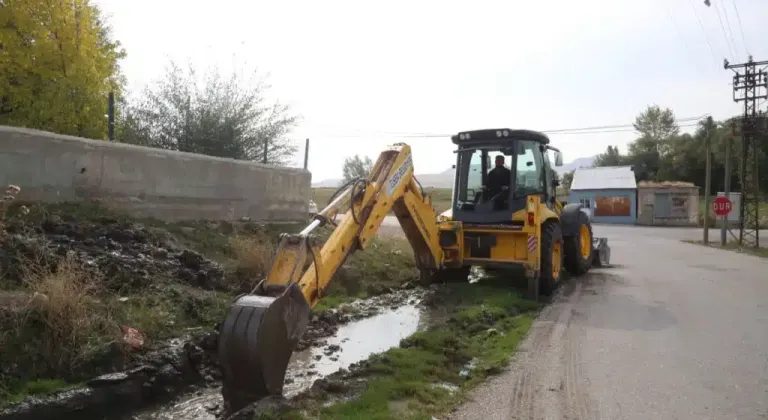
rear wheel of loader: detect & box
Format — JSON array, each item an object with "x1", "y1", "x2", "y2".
[
  {"x1": 563, "y1": 211, "x2": 593, "y2": 276},
  {"x1": 419, "y1": 266, "x2": 471, "y2": 286},
  {"x1": 539, "y1": 220, "x2": 564, "y2": 296}
]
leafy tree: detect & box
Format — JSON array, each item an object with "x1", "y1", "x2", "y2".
[
  {"x1": 593, "y1": 105, "x2": 768, "y2": 194},
  {"x1": 342, "y1": 155, "x2": 373, "y2": 183},
  {"x1": 0, "y1": 0, "x2": 125, "y2": 138},
  {"x1": 625, "y1": 105, "x2": 680, "y2": 181},
  {"x1": 593, "y1": 145, "x2": 625, "y2": 167},
  {"x1": 118, "y1": 61, "x2": 299, "y2": 165},
  {"x1": 561, "y1": 170, "x2": 574, "y2": 190},
  {"x1": 633, "y1": 104, "x2": 679, "y2": 143}
]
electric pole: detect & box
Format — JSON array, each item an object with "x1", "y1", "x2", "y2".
[
  {"x1": 725, "y1": 56, "x2": 768, "y2": 248},
  {"x1": 721, "y1": 122, "x2": 734, "y2": 246},
  {"x1": 703, "y1": 116, "x2": 713, "y2": 244}
]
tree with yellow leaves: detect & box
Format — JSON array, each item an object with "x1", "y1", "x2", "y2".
[{"x1": 0, "y1": 0, "x2": 125, "y2": 139}]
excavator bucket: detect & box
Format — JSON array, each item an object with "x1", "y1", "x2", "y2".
[
  {"x1": 591, "y1": 237, "x2": 611, "y2": 267},
  {"x1": 218, "y1": 281, "x2": 311, "y2": 413}
]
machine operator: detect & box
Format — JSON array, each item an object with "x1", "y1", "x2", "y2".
[{"x1": 484, "y1": 154, "x2": 511, "y2": 208}]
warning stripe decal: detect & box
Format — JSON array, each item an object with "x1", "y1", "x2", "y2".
[{"x1": 527, "y1": 235, "x2": 537, "y2": 254}]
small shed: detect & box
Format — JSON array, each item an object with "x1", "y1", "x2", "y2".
[
  {"x1": 636, "y1": 181, "x2": 700, "y2": 226},
  {"x1": 569, "y1": 166, "x2": 638, "y2": 224}
]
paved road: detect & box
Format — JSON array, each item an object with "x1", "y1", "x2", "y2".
[{"x1": 445, "y1": 224, "x2": 768, "y2": 420}]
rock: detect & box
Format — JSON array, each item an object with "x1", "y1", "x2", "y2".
[
  {"x1": 224, "y1": 395, "x2": 291, "y2": 420},
  {"x1": 311, "y1": 378, "x2": 345, "y2": 393},
  {"x1": 178, "y1": 250, "x2": 204, "y2": 270}
]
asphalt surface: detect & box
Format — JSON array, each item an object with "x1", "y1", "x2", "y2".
[{"x1": 443, "y1": 224, "x2": 768, "y2": 420}]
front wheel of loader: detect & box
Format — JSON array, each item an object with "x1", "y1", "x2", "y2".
[
  {"x1": 563, "y1": 211, "x2": 593, "y2": 276},
  {"x1": 539, "y1": 220, "x2": 564, "y2": 296}
]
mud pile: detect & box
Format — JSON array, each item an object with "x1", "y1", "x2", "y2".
[{"x1": 0, "y1": 214, "x2": 226, "y2": 290}]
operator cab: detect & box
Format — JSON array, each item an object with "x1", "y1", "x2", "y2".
[{"x1": 450, "y1": 129, "x2": 564, "y2": 224}]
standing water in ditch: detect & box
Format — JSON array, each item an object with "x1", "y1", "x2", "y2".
[{"x1": 130, "y1": 295, "x2": 427, "y2": 419}]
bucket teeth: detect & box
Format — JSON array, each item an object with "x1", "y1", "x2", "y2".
[{"x1": 218, "y1": 282, "x2": 311, "y2": 414}]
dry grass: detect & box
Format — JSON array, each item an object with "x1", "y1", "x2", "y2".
[
  {"x1": 0, "y1": 185, "x2": 25, "y2": 237},
  {"x1": 15, "y1": 254, "x2": 119, "y2": 373},
  {"x1": 228, "y1": 234, "x2": 276, "y2": 292}
]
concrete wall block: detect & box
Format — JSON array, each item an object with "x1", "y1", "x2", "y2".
[{"x1": 0, "y1": 125, "x2": 311, "y2": 222}]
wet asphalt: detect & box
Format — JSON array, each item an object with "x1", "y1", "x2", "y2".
[{"x1": 446, "y1": 224, "x2": 768, "y2": 420}]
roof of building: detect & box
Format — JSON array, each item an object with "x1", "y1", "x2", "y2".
[
  {"x1": 570, "y1": 166, "x2": 637, "y2": 190},
  {"x1": 637, "y1": 180, "x2": 699, "y2": 189}
]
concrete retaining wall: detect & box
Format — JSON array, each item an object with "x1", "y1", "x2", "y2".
[{"x1": 0, "y1": 126, "x2": 311, "y2": 222}]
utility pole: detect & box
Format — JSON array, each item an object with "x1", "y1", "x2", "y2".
[
  {"x1": 721, "y1": 124, "x2": 733, "y2": 246},
  {"x1": 263, "y1": 140, "x2": 268, "y2": 164},
  {"x1": 107, "y1": 92, "x2": 115, "y2": 141},
  {"x1": 725, "y1": 56, "x2": 768, "y2": 248},
  {"x1": 303, "y1": 138, "x2": 310, "y2": 170},
  {"x1": 703, "y1": 116, "x2": 713, "y2": 244}
]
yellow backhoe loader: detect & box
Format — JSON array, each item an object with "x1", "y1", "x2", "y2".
[{"x1": 217, "y1": 128, "x2": 611, "y2": 412}]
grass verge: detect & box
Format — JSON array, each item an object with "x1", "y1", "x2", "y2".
[
  {"x1": 284, "y1": 276, "x2": 540, "y2": 420},
  {"x1": 684, "y1": 239, "x2": 768, "y2": 258}
]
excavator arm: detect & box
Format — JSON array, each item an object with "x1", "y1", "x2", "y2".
[{"x1": 217, "y1": 143, "x2": 444, "y2": 412}]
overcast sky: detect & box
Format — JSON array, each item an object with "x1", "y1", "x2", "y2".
[{"x1": 94, "y1": 0, "x2": 767, "y2": 183}]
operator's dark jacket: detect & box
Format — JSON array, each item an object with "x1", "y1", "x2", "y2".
[{"x1": 487, "y1": 165, "x2": 511, "y2": 195}]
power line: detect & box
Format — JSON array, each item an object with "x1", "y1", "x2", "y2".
[
  {"x1": 662, "y1": 2, "x2": 694, "y2": 58},
  {"x1": 542, "y1": 115, "x2": 707, "y2": 134},
  {"x1": 717, "y1": 0, "x2": 742, "y2": 59},
  {"x1": 687, "y1": 0, "x2": 719, "y2": 64},
  {"x1": 731, "y1": 0, "x2": 749, "y2": 56},
  {"x1": 310, "y1": 117, "x2": 708, "y2": 139},
  {"x1": 711, "y1": 0, "x2": 737, "y2": 60},
  {"x1": 545, "y1": 123, "x2": 700, "y2": 136}
]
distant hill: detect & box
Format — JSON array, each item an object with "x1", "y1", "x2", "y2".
[
  {"x1": 312, "y1": 155, "x2": 597, "y2": 189},
  {"x1": 556, "y1": 155, "x2": 596, "y2": 175}
]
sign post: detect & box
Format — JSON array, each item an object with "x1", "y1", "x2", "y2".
[{"x1": 712, "y1": 196, "x2": 732, "y2": 238}]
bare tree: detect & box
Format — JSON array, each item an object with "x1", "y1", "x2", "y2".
[{"x1": 118, "y1": 61, "x2": 299, "y2": 165}]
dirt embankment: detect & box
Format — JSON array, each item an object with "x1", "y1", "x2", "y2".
[{"x1": 0, "y1": 194, "x2": 420, "y2": 419}]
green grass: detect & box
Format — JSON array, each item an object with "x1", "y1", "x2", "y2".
[
  {"x1": 0, "y1": 379, "x2": 81, "y2": 407},
  {"x1": 685, "y1": 239, "x2": 768, "y2": 258},
  {"x1": 285, "y1": 277, "x2": 540, "y2": 420}
]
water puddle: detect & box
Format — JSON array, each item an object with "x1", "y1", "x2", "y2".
[
  {"x1": 131, "y1": 303, "x2": 426, "y2": 420},
  {"x1": 130, "y1": 391, "x2": 221, "y2": 420},
  {"x1": 284, "y1": 304, "x2": 423, "y2": 395}
]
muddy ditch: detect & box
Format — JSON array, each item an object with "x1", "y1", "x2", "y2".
[
  {"x1": 0, "y1": 287, "x2": 431, "y2": 420},
  {"x1": 127, "y1": 287, "x2": 431, "y2": 420}
]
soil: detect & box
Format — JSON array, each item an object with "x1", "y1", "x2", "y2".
[{"x1": 0, "y1": 213, "x2": 227, "y2": 291}]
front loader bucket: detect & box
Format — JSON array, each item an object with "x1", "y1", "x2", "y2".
[
  {"x1": 591, "y1": 237, "x2": 611, "y2": 267},
  {"x1": 218, "y1": 282, "x2": 311, "y2": 414}
]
